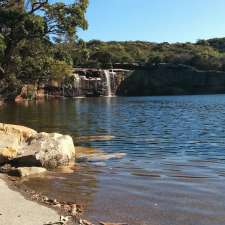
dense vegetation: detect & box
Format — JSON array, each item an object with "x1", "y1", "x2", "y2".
[
  {"x1": 1, "y1": 1, "x2": 225, "y2": 99},
  {"x1": 0, "y1": 0, "x2": 88, "y2": 99},
  {"x1": 77, "y1": 39, "x2": 225, "y2": 71}
]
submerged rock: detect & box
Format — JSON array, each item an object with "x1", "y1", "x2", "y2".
[
  {"x1": 76, "y1": 146, "x2": 126, "y2": 163},
  {"x1": 76, "y1": 135, "x2": 115, "y2": 142},
  {"x1": 77, "y1": 152, "x2": 126, "y2": 163}
]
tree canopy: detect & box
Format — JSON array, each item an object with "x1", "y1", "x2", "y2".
[{"x1": 0, "y1": 0, "x2": 88, "y2": 98}]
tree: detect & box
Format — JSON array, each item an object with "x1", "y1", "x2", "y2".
[
  {"x1": 0, "y1": 0, "x2": 89, "y2": 98},
  {"x1": 90, "y1": 50, "x2": 113, "y2": 67}
]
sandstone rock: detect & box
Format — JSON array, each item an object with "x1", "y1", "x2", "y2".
[
  {"x1": 0, "y1": 123, "x2": 37, "y2": 142},
  {"x1": 0, "y1": 124, "x2": 75, "y2": 169},
  {"x1": 0, "y1": 147, "x2": 17, "y2": 165},
  {"x1": 0, "y1": 133, "x2": 20, "y2": 151},
  {"x1": 9, "y1": 167, "x2": 47, "y2": 177},
  {"x1": 19, "y1": 84, "x2": 37, "y2": 100},
  {"x1": 77, "y1": 152, "x2": 126, "y2": 162},
  {"x1": 0, "y1": 123, "x2": 37, "y2": 164},
  {"x1": 15, "y1": 95, "x2": 25, "y2": 103},
  {"x1": 13, "y1": 132, "x2": 75, "y2": 169}
]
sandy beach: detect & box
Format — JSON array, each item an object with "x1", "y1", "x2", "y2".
[{"x1": 0, "y1": 175, "x2": 59, "y2": 225}]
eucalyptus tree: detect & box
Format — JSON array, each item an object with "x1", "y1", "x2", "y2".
[{"x1": 0, "y1": 0, "x2": 88, "y2": 92}]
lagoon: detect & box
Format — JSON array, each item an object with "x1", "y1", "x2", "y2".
[{"x1": 1, "y1": 95, "x2": 225, "y2": 225}]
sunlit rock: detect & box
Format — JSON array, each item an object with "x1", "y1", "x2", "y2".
[
  {"x1": 0, "y1": 123, "x2": 76, "y2": 169},
  {"x1": 9, "y1": 167, "x2": 47, "y2": 177},
  {"x1": 0, "y1": 147, "x2": 17, "y2": 165}
]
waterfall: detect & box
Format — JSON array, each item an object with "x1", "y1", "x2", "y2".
[
  {"x1": 104, "y1": 70, "x2": 112, "y2": 97},
  {"x1": 111, "y1": 69, "x2": 116, "y2": 92},
  {"x1": 73, "y1": 74, "x2": 80, "y2": 96}
]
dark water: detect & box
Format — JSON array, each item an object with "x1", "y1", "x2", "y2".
[{"x1": 1, "y1": 96, "x2": 225, "y2": 225}]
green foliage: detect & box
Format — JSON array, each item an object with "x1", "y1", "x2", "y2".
[
  {"x1": 47, "y1": 59, "x2": 73, "y2": 80},
  {"x1": 73, "y1": 39, "x2": 225, "y2": 71},
  {"x1": 0, "y1": 0, "x2": 89, "y2": 99},
  {"x1": 0, "y1": 34, "x2": 6, "y2": 64}
]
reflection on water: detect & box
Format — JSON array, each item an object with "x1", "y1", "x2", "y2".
[{"x1": 1, "y1": 96, "x2": 225, "y2": 225}]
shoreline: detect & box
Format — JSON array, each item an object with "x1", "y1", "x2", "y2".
[
  {"x1": 0, "y1": 173, "x2": 96, "y2": 225},
  {"x1": 0, "y1": 174, "x2": 60, "y2": 225},
  {"x1": 0, "y1": 174, "x2": 89, "y2": 225},
  {"x1": 0, "y1": 122, "x2": 125, "y2": 225}
]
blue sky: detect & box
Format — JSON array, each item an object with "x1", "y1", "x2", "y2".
[{"x1": 68, "y1": 0, "x2": 225, "y2": 43}]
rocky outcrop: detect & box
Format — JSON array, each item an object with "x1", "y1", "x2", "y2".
[
  {"x1": 45, "y1": 69, "x2": 129, "y2": 98},
  {"x1": 0, "y1": 123, "x2": 75, "y2": 170},
  {"x1": 15, "y1": 84, "x2": 45, "y2": 102},
  {"x1": 117, "y1": 64, "x2": 225, "y2": 96}
]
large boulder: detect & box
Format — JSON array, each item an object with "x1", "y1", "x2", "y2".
[
  {"x1": 0, "y1": 124, "x2": 75, "y2": 169},
  {"x1": 0, "y1": 123, "x2": 37, "y2": 165},
  {"x1": 12, "y1": 132, "x2": 75, "y2": 169}
]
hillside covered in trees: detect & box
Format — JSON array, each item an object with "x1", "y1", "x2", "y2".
[
  {"x1": 77, "y1": 38, "x2": 225, "y2": 71},
  {"x1": 1, "y1": 1, "x2": 225, "y2": 99}
]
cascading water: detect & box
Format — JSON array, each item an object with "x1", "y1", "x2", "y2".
[
  {"x1": 104, "y1": 70, "x2": 112, "y2": 97},
  {"x1": 73, "y1": 74, "x2": 81, "y2": 96}
]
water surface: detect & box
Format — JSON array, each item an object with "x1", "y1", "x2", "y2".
[{"x1": 1, "y1": 96, "x2": 225, "y2": 225}]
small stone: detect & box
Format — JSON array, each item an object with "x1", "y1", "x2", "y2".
[
  {"x1": 60, "y1": 215, "x2": 69, "y2": 222},
  {"x1": 0, "y1": 147, "x2": 17, "y2": 165},
  {"x1": 9, "y1": 167, "x2": 47, "y2": 177},
  {"x1": 71, "y1": 204, "x2": 77, "y2": 216},
  {"x1": 62, "y1": 204, "x2": 71, "y2": 212},
  {"x1": 0, "y1": 164, "x2": 12, "y2": 173},
  {"x1": 53, "y1": 203, "x2": 61, "y2": 208},
  {"x1": 41, "y1": 196, "x2": 49, "y2": 203}
]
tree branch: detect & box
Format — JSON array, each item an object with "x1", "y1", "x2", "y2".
[{"x1": 29, "y1": 0, "x2": 48, "y2": 14}]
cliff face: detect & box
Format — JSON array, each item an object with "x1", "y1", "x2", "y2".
[{"x1": 117, "y1": 64, "x2": 225, "y2": 96}]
